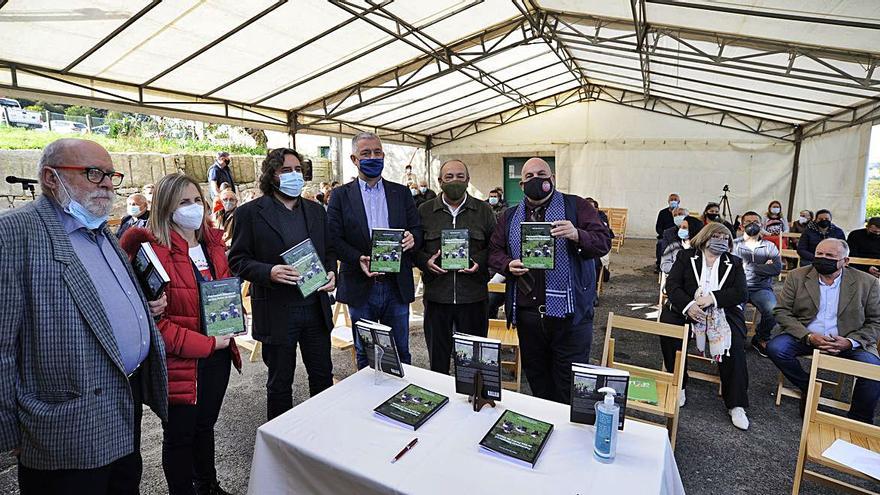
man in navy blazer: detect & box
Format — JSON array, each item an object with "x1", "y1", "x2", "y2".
[{"x1": 328, "y1": 132, "x2": 423, "y2": 368}]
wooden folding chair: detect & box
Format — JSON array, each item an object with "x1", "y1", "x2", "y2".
[
  {"x1": 779, "y1": 233, "x2": 801, "y2": 280},
  {"x1": 488, "y1": 319, "x2": 521, "y2": 392},
  {"x1": 601, "y1": 312, "x2": 689, "y2": 449},
  {"x1": 656, "y1": 272, "x2": 667, "y2": 322},
  {"x1": 791, "y1": 349, "x2": 880, "y2": 494}
]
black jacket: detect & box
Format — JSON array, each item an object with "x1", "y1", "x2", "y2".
[
  {"x1": 327, "y1": 179, "x2": 423, "y2": 304},
  {"x1": 655, "y1": 207, "x2": 675, "y2": 238},
  {"x1": 846, "y1": 228, "x2": 880, "y2": 272},
  {"x1": 660, "y1": 217, "x2": 703, "y2": 252},
  {"x1": 415, "y1": 194, "x2": 497, "y2": 304},
  {"x1": 228, "y1": 194, "x2": 336, "y2": 344},
  {"x1": 797, "y1": 222, "x2": 846, "y2": 266},
  {"x1": 116, "y1": 210, "x2": 150, "y2": 239},
  {"x1": 659, "y1": 249, "x2": 749, "y2": 337}
]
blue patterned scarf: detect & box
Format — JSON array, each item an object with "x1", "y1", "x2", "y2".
[{"x1": 507, "y1": 190, "x2": 574, "y2": 321}]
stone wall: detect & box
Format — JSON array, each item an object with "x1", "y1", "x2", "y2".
[{"x1": 0, "y1": 149, "x2": 263, "y2": 215}]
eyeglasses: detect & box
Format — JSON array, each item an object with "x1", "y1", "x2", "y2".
[
  {"x1": 54, "y1": 166, "x2": 125, "y2": 187},
  {"x1": 710, "y1": 234, "x2": 730, "y2": 240}
]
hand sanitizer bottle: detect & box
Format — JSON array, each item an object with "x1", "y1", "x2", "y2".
[{"x1": 593, "y1": 386, "x2": 619, "y2": 464}]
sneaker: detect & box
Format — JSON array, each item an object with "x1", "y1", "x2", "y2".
[
  {"x1": 729, "y1": 407, "x2": 750, "y2": 430},
  {"x1": 750, "y1": 338, "x2": 768, "y2": 358},
  {"x1": 678, "y1": 389, "x2": 686, "y2": 407}
]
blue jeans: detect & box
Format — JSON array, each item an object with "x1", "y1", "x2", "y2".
[
  {"x1": 767, "y1": 333, "x2": 880, "y2": 424},
  {"x1": 348, "y1": 281, "x2": 411, "y2": 369},
  {"x1": 747, "y1": 287, "x2": 777, "y2": 342}
]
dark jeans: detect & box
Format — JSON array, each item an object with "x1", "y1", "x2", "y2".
[
  {"x1": 748, "y1": 287, "x2": 777, "y2": 342},
  {"x1": 660, "y1": 329, "x2": 750, "y2": 409},
  {"x1": 349, "y1": 279, "x2": 411, "y2": 369},
  {"x1": 162, "y1": 349, "x2": 231, "y2": 495},
  {"x1": 19, "y1": 370, "x2": 144, "y2": 495},
  {"x1": 424, "y1": 300, "x2": 488, "y2": 374},
  {"x1": 767, "y1": 333, "x2": 880, "y2": 424},
  {"x1": 655, "y1": 239, "x2": 663, "y2": 269},
  {"x1": 487, "y1": 291, "x2": 505, "y2": 319},
  {"x1": 262, "y1": 303, "x2": 333, "y2": 420},
  {"x1": 515, "y1": 307, "x2": 592, "y2": 404}
]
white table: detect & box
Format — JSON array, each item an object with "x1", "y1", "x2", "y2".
[{"x1": 248, "y1": 365, "x2": 686, "y2": 495}]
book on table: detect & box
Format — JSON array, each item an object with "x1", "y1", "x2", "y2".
[
  {"x1": 441, "y1": 229, "x2": 470, "y2": 270},
  {"x1": 355, "y1": 319, "x2": 404, "y2": 377},
  {"x1": 280, "y1": 238, "x2": 329, "y2": 298},
  {"x1": 627, "y1": 376, "x2": 659, "y2": 406},
  {"x1": 520, "y1": 222, "x2": 554, "y2": 270},
  {"x1": 198, "y1": 277, "x2": 246, "y2": 337},
  {"x1": 479, "y1": 409, "x2": 554, "y2": 468},
  {"x1": 373, "y1": 384, "x2": 449, "y2": 430},
  {"x1": 131, "y1": 241, "x2": 170, "y2": 300},
  {"x1": 453, "y1": 333, "x2": 502, "y2": 402},
  {"x1": 570, "y1": 363, "x2": 630, "y2": 430},
  {"x1": 370, "y1": 228, "x2": 405, "y2": 273}
]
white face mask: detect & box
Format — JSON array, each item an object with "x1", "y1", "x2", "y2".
[
  {"x1": 173, "y1": 203, "x2": 204, "y2": 230},
  {"x1": 798, "y1": 216, "x2": 808, "y2": 224}
]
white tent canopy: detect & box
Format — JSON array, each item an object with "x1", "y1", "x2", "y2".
[{"x1": 0, "y1": 1, "x2": 877, "y2": 230}]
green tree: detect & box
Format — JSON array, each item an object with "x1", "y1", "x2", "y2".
[
  {"x1": 65, "y1": 105, "x2": 99, "y2": 118},
  {"x1": 866, "y1": 179, "x2": 880, "y2": 219}
]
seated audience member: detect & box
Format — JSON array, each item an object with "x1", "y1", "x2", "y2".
[
  {"x1": 847, "y1": 217, "x2": 880, "y2": 277},
  {"x1": 660, "y1": 207, "x2": 702, "y2": 253},
  {"x1": 488, "y1": 187, "x2": 507, "y2": 219},
  {"x1": 701, "y1": 202, "x2": 735, "y2": 233},
  {"x1": 214, "y1": 188, "x2": 238, "y2": 248},
  {"x1": 762, "y1": 199, "x2": 789, "y2": 246},
  {"x1": 732, "y1": 212, "x2": 782, "y2": 355},
  {"x1": 116, "y1": 192, "x2": 150, "y2": 238},
  {"x1": 655, "y1": 193, "x2": 681, "y2": 272},
  {"x1": 797, "y1": 209, "x2": 845, "y2": 266},
  {"x1": 121, "y1": 173, "x2": 240, "y2": 495},
  {"x1": 660, "y1": 211, "x2": 699, "y2": 274},
  {"x1": 142, "y1": 182, "x2": 155, "y2": 205},
  {"x1": 659, "y1": 222, "x2": 751, "y2": 429},
  {"x1": 586, "y1": 197, "x2": 613, "y2": 283},
  {"x1": 790, "y1": 209, "x2": 813, "y2": 234},
  {"x1": 767, "y1": 239, "x2": 880, "y2": 423},
  {"x1": 418, "y1": 179, "x2": 437, "y2": 203},
  {"x1": 212, "y1": 182, "x2": 231, "y2": 215},
  {"x1": 410, "y1": 183, "x2": 425, "y2": 207}
]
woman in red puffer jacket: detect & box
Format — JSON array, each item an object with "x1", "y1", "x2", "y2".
[{"x1": 121, "y1": 173, "x2": 241, "y2": 495}]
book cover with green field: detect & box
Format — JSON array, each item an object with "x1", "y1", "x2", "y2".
[
  {"x1": 480, "y1": 410, "x2": 553, "y2": 468},
  {"x1": 520, "y1": 222, "x2": 554, "y2": 270},
  {"x1": 280, "y1": 238, "x2": 329, "y2": 298},
  {"x1": 627, "y1": 376, "x2": 659, "y2": 406},
  {"x1": 370, "y1": 229, "x2": 404, "y2": 273},
  {"x1": 199, "y1": 277, "x2": 246, "y2": 337},
  {"x1": 374, "y1": 384, "x2": 449, "y2": 430},
  {"x1": 441, "y1": 229, "x2": 470, "y2": 270}
]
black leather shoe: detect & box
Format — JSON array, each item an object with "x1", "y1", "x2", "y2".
[{"x1": 196, "y1": 481, "x2": 233, "y2": 495}]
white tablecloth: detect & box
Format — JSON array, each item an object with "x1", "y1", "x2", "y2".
[{"x1": 248, "y1": 365, "x2": 686, "y2": 495}]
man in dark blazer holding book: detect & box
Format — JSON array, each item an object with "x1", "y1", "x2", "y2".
[
  {"x1": 0, "y1": 138, "x2": 168, "y2": 494},
  {"x1": 327, "y1": 132, "x2": 423, "y2": 368},
  {"x1": 229, "y1": 147, "x2": 337, "y2": 420}
]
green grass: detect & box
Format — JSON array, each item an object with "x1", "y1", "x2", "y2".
[{"x1": 0, "y1": 126, "x2": 265, "y2": 155}]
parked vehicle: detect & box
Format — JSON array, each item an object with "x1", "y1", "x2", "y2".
[
  {"x1": 0, "y1": 98, "x2": 43, "y2": 129},
  {"x1": 48, "y1": 120, "x2": 89, "y2": 134}
]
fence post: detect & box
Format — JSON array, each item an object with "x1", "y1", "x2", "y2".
[
  {"x1": 86, "y1": 115, "x2": 92, "y2": 133},
  {"x1": 45, "y1": 111, "x2": 51, "y2": 131}
]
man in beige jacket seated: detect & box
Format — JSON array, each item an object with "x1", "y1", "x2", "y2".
[{"x1": 767, "y1": 239, "x2": 880, "y2": 424}]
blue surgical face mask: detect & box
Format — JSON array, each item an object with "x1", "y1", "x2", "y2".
[
  {"x1": 419, "y1": 186, "x2": 427, "y2": 193},
  {"x1": 677, "y1": 228, "x2": 689, "y2": 240},
  {"x1": 51, "y1": 169, "x2": 108, "y2": 230},
  {"x1": 127, "y1": 204, "x2": 141, "y2": 217},
  {"x1": 358, "y1": 158, "x2": 384, "y2": 179},
  {"x1": 488, "y1": 197, "x2": 499, "y2": 206},
  {"x1": 278, "y1": 171, "x2": 304, "y2": 198},
  {"x1": 673, "y1": 215, "x2": 686, "y2": 225},
  {"x1": 669, "y1": 200, "x2": 679, "y2": 209},
  {"x1": 410, "y1": 188, "x2": 419, "y2": 197}
]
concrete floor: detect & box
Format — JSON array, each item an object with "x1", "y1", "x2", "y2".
[{"x1": 0, "y1": 239, "x2": 875, "y2": 494}]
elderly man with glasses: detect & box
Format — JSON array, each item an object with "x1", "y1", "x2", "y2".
[
  {"x1": 768, "y1": 238, "x2": 880, "y2": 423},
  {"x1": 0, "y1": 138, "x2": 169, "y2": 494}
]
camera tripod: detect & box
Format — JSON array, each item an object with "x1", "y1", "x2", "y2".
[{"x1": 720, "y1": 185, "x2": 733, "y2": 224}]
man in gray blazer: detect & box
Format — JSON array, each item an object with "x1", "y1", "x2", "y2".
[
  {"x1": 0, "y1": 139, "x2": 169, "y2": 494},
  {"x1": 768, "y1": 238, "x2": 880, "y2": 424}
]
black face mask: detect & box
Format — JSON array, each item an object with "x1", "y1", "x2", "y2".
[
  {"x1": 744, "y1": 222, "x2": 761, "y2": 237},
  {"x1": 812, "y1": 257, "x2": 840, "y2": 275},
  {"x1": 816, "y1": 219, "x2": 831, "y2": 229},
  {"x1": 706, "y1": 213, "x2": 719, "y2": 222},
  {"x1": 523, "y1": 177, "x2": 554, "y2": 202}
]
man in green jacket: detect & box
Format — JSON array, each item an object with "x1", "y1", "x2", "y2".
[{"x1": 416, "y1": 159, "x2": 497, "y2": 374}]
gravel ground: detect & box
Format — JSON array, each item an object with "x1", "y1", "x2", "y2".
[{"x1": 0, "y1": 239, "x2": 874, "y2": 494}]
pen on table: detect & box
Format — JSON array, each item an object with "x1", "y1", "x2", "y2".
[{"x1": 391, "y1": 438, "x2": 418, "y2": 464}]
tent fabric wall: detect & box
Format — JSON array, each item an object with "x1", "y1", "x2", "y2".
[
  {"x1": 792, "y1": 123, "x2": 872, "y2": 234},
  {"x1": 433, "y1": 101, "x2": 797, "y2": 238}
]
